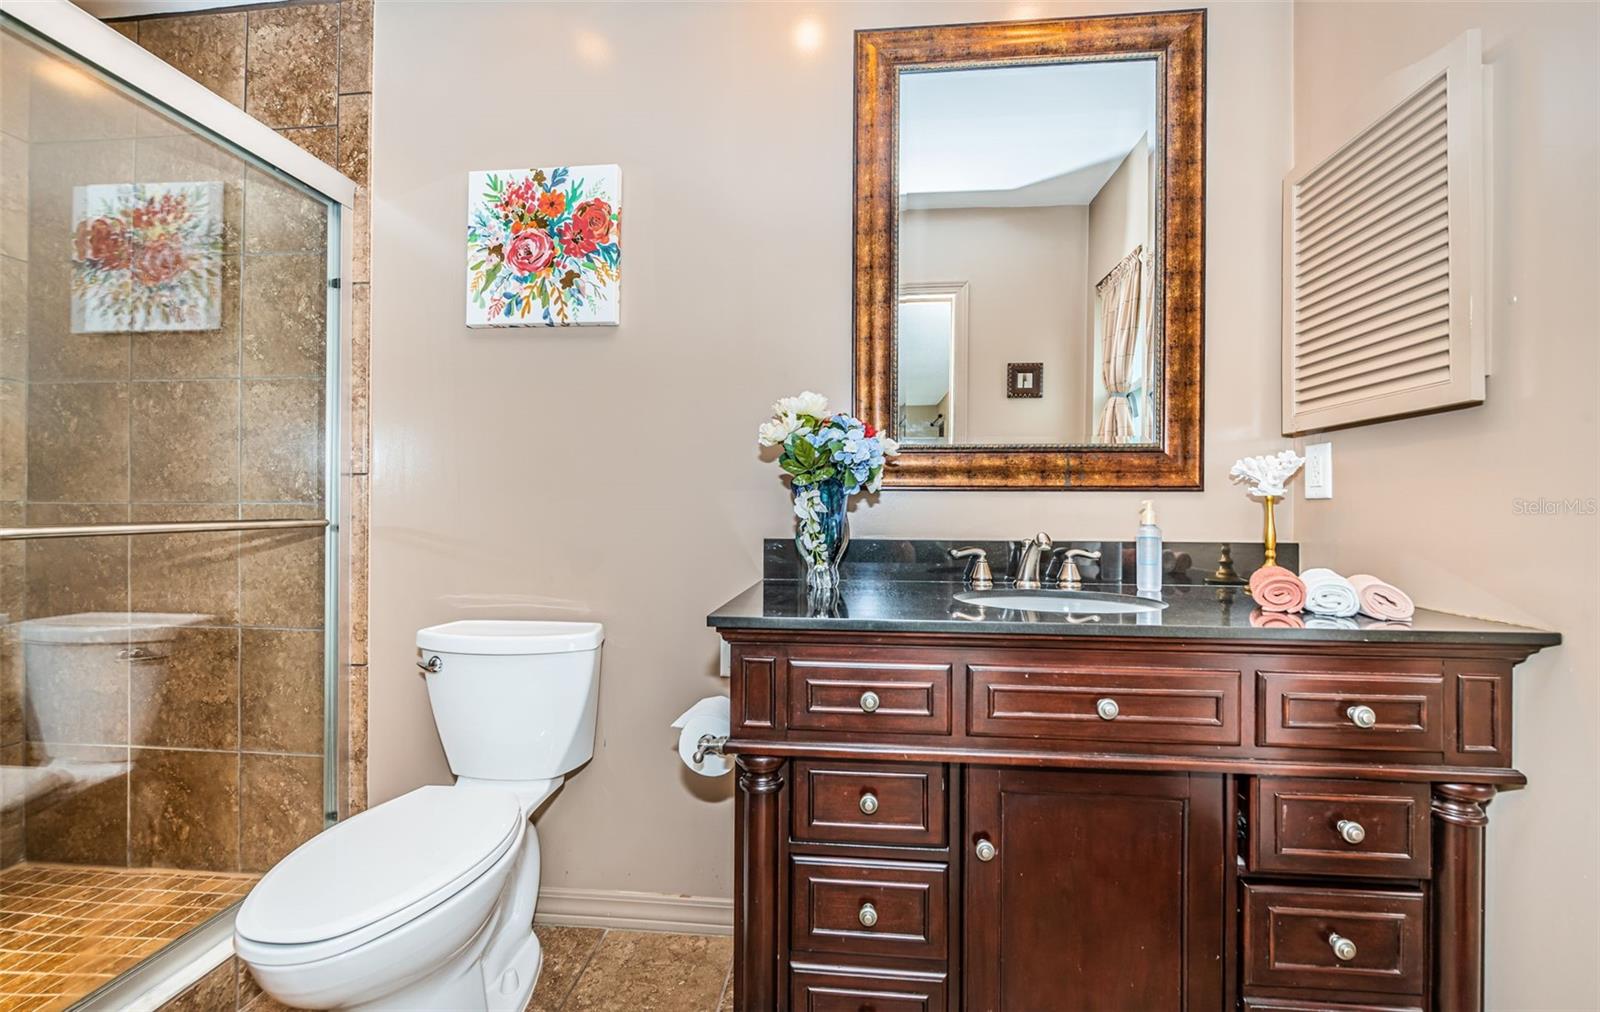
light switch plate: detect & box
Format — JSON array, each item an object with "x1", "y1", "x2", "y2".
[{"x1": 1305, "y1": 442, "x2": 1333, "y2": 499}]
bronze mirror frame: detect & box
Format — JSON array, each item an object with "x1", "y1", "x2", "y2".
[{"x1": 853, "y1": 10, "x2": 1206, "y2": 489}]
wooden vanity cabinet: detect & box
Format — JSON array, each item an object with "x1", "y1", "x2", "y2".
[{"x1": 722, "y1": 632, "x2": 1539, "y2": 1012}]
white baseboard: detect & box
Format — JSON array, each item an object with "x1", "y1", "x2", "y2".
[{"x1": 535, "y1": 887, "x2": 733, "y2": 935}]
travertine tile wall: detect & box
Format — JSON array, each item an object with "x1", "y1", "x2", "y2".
[
  {"x1": 0, "y1": 0, "x2": 373, "y2": 883},
  {"x1": 0, "y1": 36, "x2": 28, "y2": 869},
  {"x1": 2, "y1": 28, "x2": 329, "y2": 874},
  {"x1": 111, "y1": 0, "x2": 373, "y2": 819}
]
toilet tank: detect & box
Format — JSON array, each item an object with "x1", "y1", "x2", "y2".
[{"x1": 415, "y1": 620, "x2": 603, "y2": 781}]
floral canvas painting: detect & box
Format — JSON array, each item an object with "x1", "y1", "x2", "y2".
[
  {"x1": 466, "y1": 164, "x2": 620, "y2": 327},
  {"x1": 71, "y1": 181, "x2": 223, "y2": 333}
]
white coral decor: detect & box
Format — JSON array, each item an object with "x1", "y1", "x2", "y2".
[{"x1": 1229, "y1": 450, "x2": 1305, "y2": 500}]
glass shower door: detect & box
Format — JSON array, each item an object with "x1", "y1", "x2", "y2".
[{"x1": 0, "y1": 16, "x2": 339, "y2": 1007}]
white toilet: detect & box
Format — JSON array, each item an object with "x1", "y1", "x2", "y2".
[{"x1": 234, "y1": 620, "x2": 603, "y2": 1011}]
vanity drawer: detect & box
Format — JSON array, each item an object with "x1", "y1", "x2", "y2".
[
  {"x1": 1250, "y1": 778, "x2": 1431, "y2": 879},
  {"x1": 969, "y1": 664, "x2": 1242, "y2": 745},
  {"x1": 789, "y1": 962, "x2": 949, "y2": 1012},
  {"x1": 1242, "y1": 883, "x2": 1426, "y2": 997},
  {"x1": 1258, "y1": 670, "x2": 1444, "y2": 752},
  {"x1": 788, "y1": 659, "x2": 952, "y2": 735},
  {"x1": 790, "y1": 855, "x2": 948, "y2": 961},
  {"x1": 792, "y1": 760, "x2": 947, "y2": 847}
]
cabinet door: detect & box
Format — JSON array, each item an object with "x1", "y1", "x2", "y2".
[{"x1": 964, "y1": 768, "x2": 1227, "y2": 1011}]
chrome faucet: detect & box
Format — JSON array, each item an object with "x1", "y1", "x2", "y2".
[{"x1": 1012, "y1": 532, "x2": 1054, "y2": 590}]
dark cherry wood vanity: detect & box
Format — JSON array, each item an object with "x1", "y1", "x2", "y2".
[{"x1": 709, "y1": 566, "x2": 1558, "y2": 1012}]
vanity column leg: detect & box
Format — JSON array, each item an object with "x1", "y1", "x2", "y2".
[
  {"x1": 734, "y1": 754, "x2": 784, "y2": 1012},
  {"x1": 1432, "y1": 782, "x2": 1496, "y2": 1011}
]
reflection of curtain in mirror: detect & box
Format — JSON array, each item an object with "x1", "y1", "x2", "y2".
[
  {"x1": 1136, "y1": 249, "x2": 1155, "y2": 441},
  {"x1": 1094, "y1": 246, "x2": 1143, "y2": 442}
]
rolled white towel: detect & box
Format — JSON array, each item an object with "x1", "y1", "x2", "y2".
[{"x1": 1299, "y1": 567, "x2": 1360, "y2": 618}]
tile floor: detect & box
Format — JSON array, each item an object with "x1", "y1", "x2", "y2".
[
  {"x1": 527, "y1": 927, "x2": 733, "y2": 1012},
  {"x1": 0, "y1": 862, "x2": 258, "y2": 1011}
]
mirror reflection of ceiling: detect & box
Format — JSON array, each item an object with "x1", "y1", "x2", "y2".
[
  {"x1": 899, "y1": 60, "x2": 1157, "y2": 210},
  {"x1": 897, "y1": 301, "x2": 953, "y2": 404}
]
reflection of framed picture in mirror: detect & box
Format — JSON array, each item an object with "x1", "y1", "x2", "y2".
[{"x1": 1007, "y1": 363, "x2": 1042, "y2": 399}]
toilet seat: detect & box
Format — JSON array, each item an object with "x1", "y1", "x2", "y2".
[{"x1": 236, "y1": 786, "x2": 522, "y2": 966}]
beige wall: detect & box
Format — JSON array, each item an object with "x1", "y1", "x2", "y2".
[
  {"x1": 1292, "y1": 3, "x2": 1599, "y2": 1006},
  {"x1": 368, "y1": 0, "x2": 1293, "y2": 904},
  {"x1": 900, "y1": 204, "x2": 1089, "y2": 442}
]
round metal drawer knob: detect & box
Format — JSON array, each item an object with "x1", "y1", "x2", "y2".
[
  {"x1": 1329, "y1": 932, "x2": 1358, "y2": 962},
  {"x1": 859, "y1": 792, "x2": 879, "y2": 816},
  {"x1": 1337, "y1": 819, "x2": 1367, "y2": 845},
  {"x1": 1346, "y1": 704, "x2": 1377, "y2": 729},
  {"x1": 1096, "y1": 698, "x2": 1120, "y2": 721},
  {"x1": 859, "y1": 691, "x2": 881, "y2": 713},
  {"x1": 858, "y1": 903, "x2": 878, "y2": 928},
  {"x1": 975, "y1": 838, "x2": 997, "y2": 862}
]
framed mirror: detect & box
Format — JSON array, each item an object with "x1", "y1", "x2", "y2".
[{"x1": 854, "y1": 11, "x2": 1205, "y2": 488}]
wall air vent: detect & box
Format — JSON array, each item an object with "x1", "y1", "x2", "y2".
[{"x1": 1283, "y1": 31, "x2": 1489, "y2": 435}]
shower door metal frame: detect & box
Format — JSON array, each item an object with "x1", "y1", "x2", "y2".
[{"x1": 0, "y1": 3, "x2": 360, "y2": 1007}]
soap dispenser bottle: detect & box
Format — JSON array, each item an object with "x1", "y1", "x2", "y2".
[{"x1": 1136, "y1": 499, "x2": 1162, "y2": 594}]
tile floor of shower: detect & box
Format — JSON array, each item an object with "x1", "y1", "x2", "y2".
[{"x1": 0, "y1": 862, "x2": 256, "y2": 1010}]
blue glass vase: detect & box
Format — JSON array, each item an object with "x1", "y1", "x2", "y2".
[{"x1": 792, "y1": 478, "x2": 849, "y2": 590}]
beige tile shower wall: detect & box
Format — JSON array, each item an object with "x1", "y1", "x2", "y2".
[
  {"x1": 0, "y1": 0, "x2": 372, "y2": 872},
  {"x1": 115, "y1": 0, "x2": 374, "y2": 817},
  {"x1": 1290, "y1": 3, "x2": 1600, "y2": 1007},
  {"x1": 0, "y1": 41, "x2": 25, "y2": 866},
  {"x1": 369, "y1": 0, "x2": 1293, "y2": 904}
]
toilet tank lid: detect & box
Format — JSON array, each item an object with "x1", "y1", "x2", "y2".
[{"x1": 417, "y1": 620, "x2": 604, "y2": 655}]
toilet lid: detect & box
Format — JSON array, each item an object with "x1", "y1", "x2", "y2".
[{"x1": 236, "y1": 786, "x2": 521, "y2": 947}]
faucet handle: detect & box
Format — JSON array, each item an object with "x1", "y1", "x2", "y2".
[
  {"x1": 950, "y1": 548, "x2": 994, "y2": 590},
  {"x1": 1050, "y1": 548, "x2": 1102, "y2": 590}
]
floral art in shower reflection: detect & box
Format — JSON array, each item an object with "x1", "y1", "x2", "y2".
[
  {"x1": 71, "y1": 181, "x2": 224, "y2": 332},
  {"x1": 466, "y1": 164, "x2": 621, "y2": 326}
]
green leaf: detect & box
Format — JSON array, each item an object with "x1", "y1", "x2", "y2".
[{"x1": 477, "y1": 264, "x2": 501, "y2": 295}]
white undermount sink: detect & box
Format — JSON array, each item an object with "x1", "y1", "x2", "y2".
[{"x1": 954, "y1": 589, "x2": 1167, "y2": 616}]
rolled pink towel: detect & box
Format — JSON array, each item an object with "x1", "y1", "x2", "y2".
[
  {"x1": 1250, "y1": 609, "x2": 1304, "y2": 629},
  {"x1": 1348, "y1": 574, "x2": 1415, "y2": 621},
  {"x1": 1249, "y1": 565, "x2": 1306, "y2": 613}
]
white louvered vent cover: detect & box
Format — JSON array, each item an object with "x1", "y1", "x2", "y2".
[{"x1": 1283, "y1": 32, "x2": 1489, "y2": 436}]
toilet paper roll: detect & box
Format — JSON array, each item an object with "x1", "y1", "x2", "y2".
[{"x1": 672, "y1": 695, "x2": 732, "y2": 777}]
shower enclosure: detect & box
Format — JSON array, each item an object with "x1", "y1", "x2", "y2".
[{"x1": 0, "y1": 2, "x2": 353, "y2": 1007}]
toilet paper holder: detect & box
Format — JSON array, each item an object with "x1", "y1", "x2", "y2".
[{"x1": 692, "y1": 734, "x2": 728, "y2": 764}]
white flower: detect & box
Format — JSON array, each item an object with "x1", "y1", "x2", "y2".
[
  {"x1": 757, "y1": 413, "x2": 803, "y2": 447},
  {"x1": 879, "y1": 435, "x2": 900, "y2": 457},
  {"x1": 773, "y1": 390, "x2": 830, "y2": 420}
]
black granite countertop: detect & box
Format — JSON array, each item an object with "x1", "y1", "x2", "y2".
[{"x1": 707, "y1": 578, "x2": 1561, "y2": 648}]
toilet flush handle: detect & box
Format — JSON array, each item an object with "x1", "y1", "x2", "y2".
[{"x1": 417, "y1": 655, "x2": 442, "y2": 674}]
